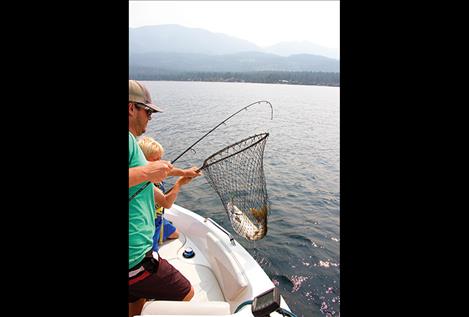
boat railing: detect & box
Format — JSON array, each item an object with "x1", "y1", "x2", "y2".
[{"x1": 204, "y1": 217, "x2": 236, "y2": 246}]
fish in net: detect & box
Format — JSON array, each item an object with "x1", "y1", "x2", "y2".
[{"x1": 199, "y1": 133, "x2": 270, "y2": 241}]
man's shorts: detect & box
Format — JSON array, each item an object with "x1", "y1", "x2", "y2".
[{"x1": 128, "y1": 254, "x2": 191, "y2": 303}]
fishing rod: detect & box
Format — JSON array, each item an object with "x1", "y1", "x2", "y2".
[
  {"x1": 129, "y1": 100, "x2": 273, "y2": 202},
  {"x1": 172, "y1": 100, "x2": 273, "y2": 164}
]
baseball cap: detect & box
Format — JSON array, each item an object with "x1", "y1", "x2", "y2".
[{"x1": 129, "y1": 80, "x2": 164, "y2": 112}]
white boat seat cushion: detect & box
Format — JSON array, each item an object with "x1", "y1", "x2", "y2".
[
  {"x1": 206, "y1": 232, "x2": 248, "y2": 301},
  {"x1": 141, "y1": 300, "x2": 231, "y2": 315}
]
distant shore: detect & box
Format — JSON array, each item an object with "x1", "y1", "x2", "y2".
[{"x1": 130, "y1": 70, "x2": 340, "y2": 87}]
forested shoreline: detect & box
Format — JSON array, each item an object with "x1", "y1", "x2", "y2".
[{"x1": 130, "y1": 70, "x2": 339, "y2": 87}]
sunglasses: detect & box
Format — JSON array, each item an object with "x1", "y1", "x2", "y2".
[{"x1": 134, "y1": 103, "x2": 156, "y2": 120}]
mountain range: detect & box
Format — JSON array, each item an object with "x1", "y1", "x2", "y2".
[{"x1": 129, "y1": 24, "x2": 339, "y2": 73}]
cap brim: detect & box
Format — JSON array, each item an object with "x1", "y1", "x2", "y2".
[{"x1": 145, "y1": 103, "x2": 164, "y2": 113}]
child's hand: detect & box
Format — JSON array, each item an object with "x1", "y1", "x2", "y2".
[
  {"x1": 184, "y1": 166, "x2": 202, "y2": 178},
  {"x1": 177, "y1": 176, "x2": 193, "y2": 186}
]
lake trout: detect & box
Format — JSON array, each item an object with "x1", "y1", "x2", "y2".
[{"x1": 226, "y1": 201, "x2": 267, "y2": 241}]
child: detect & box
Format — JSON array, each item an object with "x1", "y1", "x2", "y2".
[{"x1": 138, "y1": 136, "x2": 200, "y2": 251}]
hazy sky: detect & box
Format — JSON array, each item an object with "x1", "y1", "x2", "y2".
[{"x1": 129, "y1": 1, "x2": 340, "y2": 49}]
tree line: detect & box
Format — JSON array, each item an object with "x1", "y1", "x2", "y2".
[{"x1": 129, "y1": 69, "x2": 339, "y2": 87}]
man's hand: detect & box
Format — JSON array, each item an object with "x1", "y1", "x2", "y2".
[{"x1": 145, "y1": 160, "x2": 173, "y2": 183}]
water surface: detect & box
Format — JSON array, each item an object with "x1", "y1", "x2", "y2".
[{"x1": 143, "y1": 81, "x2": 340, "y2": 316}]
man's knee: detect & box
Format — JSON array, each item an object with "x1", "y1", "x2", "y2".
[
  {"x1": 169, "y1": 230, "x2": 179, "y2": 239},
  {"x1": 183, "y1": 285, "x2": 194, "y2": 301}
]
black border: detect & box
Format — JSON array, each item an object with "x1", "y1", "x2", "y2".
[{"x1": 7, "y1": 2, "x2": 129, "y2": 314}]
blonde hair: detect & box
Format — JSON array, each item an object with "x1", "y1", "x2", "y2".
[{"x1": 138, "y1": 136, "x2": 165, "y2": 160}]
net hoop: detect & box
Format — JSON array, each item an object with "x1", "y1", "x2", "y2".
[{"x1": 201, "y1": 132, "x2": 269, "y2": 171}]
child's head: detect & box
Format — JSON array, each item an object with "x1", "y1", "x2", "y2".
[{"x1": 138, "y1": 136, "x2": 165, "y2": 162}]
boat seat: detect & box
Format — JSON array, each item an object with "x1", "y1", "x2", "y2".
[
  {"x1": 205, "y1": 232, "x2": 248, "y2": 301},
  {"x1": 168, "y1": 259, "x2": 225, "y2": 302},
  {"x1": 141, "y1": 300, "x2": 231, "y2": 315}
]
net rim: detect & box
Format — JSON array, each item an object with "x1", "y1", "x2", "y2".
[{"x1": 201, "y1": 132, "x2": 269, "y2": 170}]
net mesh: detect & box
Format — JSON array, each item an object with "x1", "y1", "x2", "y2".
[{"x1": 201, "y1": 133, "x2": 270, "y2": 241}]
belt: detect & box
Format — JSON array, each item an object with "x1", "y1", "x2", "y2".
[
  {"x1": 128, "y1": 266, "x2": 145, "y2": 278},
  {"x1": 129, "y1": 249, "x2": 159, "y2": 278}
]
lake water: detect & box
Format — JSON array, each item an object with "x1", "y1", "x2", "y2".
[{"x1": 142, "y1": 81, "x2": 340, "y2": 317}]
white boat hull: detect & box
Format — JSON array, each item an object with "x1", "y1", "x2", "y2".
[{"x1": 139, "y1": 203, "x2": 292, "y2": 316}]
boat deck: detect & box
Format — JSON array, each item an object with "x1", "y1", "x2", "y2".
[{"x1": 157, "y1": 232, "x2": 225, "y2": 302}]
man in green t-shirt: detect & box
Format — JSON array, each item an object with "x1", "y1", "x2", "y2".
[{"x1": 128, "y1": 80, "x2": 195, "y2": 317}]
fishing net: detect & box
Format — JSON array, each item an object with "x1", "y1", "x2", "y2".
[{"x1": 200, "y1": 133, "x2": 270, "y2": 241}]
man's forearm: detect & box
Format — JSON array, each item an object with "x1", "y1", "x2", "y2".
[
  {"x1": 129, "y1": 160, "x2": 173, "y2": 187},
  {"x1": 129, "y1": 166, "x2": 149, "y2": 187}
]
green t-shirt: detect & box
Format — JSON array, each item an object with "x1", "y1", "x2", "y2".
[{"x1": 129, "y1": 131, "x2": 155, "y2": 269}]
